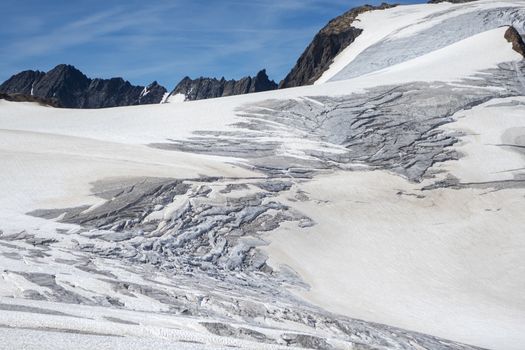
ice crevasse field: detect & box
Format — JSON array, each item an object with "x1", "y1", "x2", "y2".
[{"x1": 0, "y1": 1, "x2": 525, "y2": 349}]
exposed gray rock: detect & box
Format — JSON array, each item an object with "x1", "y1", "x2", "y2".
[
  {"x1": 138, "y1": 81, "x2": 167, "y2": 104},
  {"x1": 279, "y1": 3, "x2": 396, "y2": 88},
  {"x1": 0, "y1": 92, "x2": 60, "y2": 107},
  {"x1": 170, "y1": 69, "x2": 277, "y2": 101},
  {"x1": 0, "y1": 70, "x2": 45, "y2": 95},
  {"x1": 0, "y1": 64, "x2": 167, "y2": 108}
]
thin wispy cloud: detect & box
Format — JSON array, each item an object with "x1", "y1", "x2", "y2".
[{"x1": 0, "y1": 0, "x2": 423, "y2": 88}]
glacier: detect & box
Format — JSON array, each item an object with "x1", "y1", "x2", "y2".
[{"x1": 1, "y1": 1, "x2": 525, "y2": 350}]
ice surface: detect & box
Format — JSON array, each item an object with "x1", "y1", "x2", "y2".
[
  {"x1": 318, "y1": 0, "x2": 525, "y2": 83},
  {"x1": 1, "y1": 1, "x2": 525, "y2": 349}
]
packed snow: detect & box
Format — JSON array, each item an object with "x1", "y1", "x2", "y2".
[
  {"x1": 1, "y1": 1, "x2": 525, "y2": 350},
  {"x1": 317, "y1": 0, "x2": 525, "y2": 83}
]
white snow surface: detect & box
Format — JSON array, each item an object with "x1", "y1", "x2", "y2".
[
  {"x1": 160, "y1": 91, "x2": 170, "y2": 103},
  {"x1": 168, "y1": 92, "x2": 187, "y2": 103},
  {"x1": 317, "y1": 0, "x2": 525, "y2": 84},
  {"x1": 0, "y1": 297, "x2": 302, "y2": 350},
  {"x1": 1, "y1": 1, "x2": 525, "y2": 349}
]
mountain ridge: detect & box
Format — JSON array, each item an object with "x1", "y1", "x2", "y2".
[
  {"x1": 1, "y1": 0, "x2": 521, "y2": 108},
  {"x1": 1, "y1": 1, "x2": 525, "y2": 349},
  {"x1": 0, "y1": 65, "x2": 279, "y2": 107},
  {"x1": 169, "y1": 69, "x2": 277, "y2": 102},
  {"x1": 278, "y1": 2, "x2": 396, "y2": 89},
  {"x1": 0, "y1": 64, "x2": 167, "y2": 109}
]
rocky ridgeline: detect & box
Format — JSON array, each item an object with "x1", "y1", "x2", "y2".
[
  {"x1": 2, "y1": 1, "x2": 522, "y2": 107},
  {"x1": 278, "y1": 3, "x2": 396, "y2": 88},
  {"x1": 0, "y1": 64, "x2": 167, "y2": 109},
  {"x1": 0, "y1": 2, "x2": 433, "y2": 107},
  {"x1": 0, "y1": 65, "x2": 278, "y2": 106},
  {"x1": 169, "y1": 69, "x2": 277, "y2": 101}
]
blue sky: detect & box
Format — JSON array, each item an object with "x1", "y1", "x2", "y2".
[{"x1": 0, "y1": 0, "x2": 423, "y2": 89}]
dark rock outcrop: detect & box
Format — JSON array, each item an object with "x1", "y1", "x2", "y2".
[
  {"x1": 505, "y1": 26, "x2": 525, "y2": 58},
  {"x1": 170, "y1": 69, "x2": 277, "y2": 101},
  {"x1": 137, "y1": 81, "x2": 167, "y2": 104},
  {"x1": 0, "y1": 92, "x2": 61, "y2": 107},
  {"x1": 0, "y1": 70, "x2": 45, "y2": 95},
  {"x1": 278, "y1": 3, "x2": 396, "y2": 89},
  {"x1": 0, "y1": 64, "x2": 167, "y2": 108}
]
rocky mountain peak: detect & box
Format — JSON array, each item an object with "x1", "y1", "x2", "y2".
[
  {"x1": 255, "y1": 69, "x2": 268, "y2": 79},
  {"x1": 278, "y1": 3, "x2": 396, "y2": 89},
  {"x1": 169, "y1": 70, "x2": 277, "y2": 101},
  {"x1": 147, "y1": 81, "x2": 161, "y2": 88},
  {"x1": 252, "y1": 69, "x2": 274, "y2": 92},
  {"x1": 32, "y1": 64, "x2": 91, "y2": 107},
  {"x1": 321, "y1": 2, "x2": 394, "y2": 36},
  {"x1": 0, "y1": 64, "x2": 167, "y2": 108},
  {"x1": 50, "y1": 63, "x2": 85, "y2": 76},
  {"x1": 0, "y1": 70, "x2": 45, "y2": 95},
  {"x1": 139, "y1": 81, "x2": 168, "y2": 104}
]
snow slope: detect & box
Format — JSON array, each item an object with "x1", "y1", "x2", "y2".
[
  {"x1": 317, "y1": 0, "x2": 525, "y2": 83},
  {"x1": 1, "y1": 1, "x2": 525, "y2": 350}
]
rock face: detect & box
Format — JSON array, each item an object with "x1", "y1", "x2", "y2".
[
  {"x1": 278, "y1": 3, "x2": 396, "y2": 89},
  {"x1": 0, "y1": 70, "x2": 45, "y2": 95},
  {"x1": 505, "y1": 26, "x2": 525, "y2": 57},
  {"x1": 137, "y1": 81, "x2": 167, "y2": 105},
  {"x1": 0, "y1": 64, "x2": 167, "y2": 108},
  {"x1": 0, "y1": 92, "x2": 61, "y2": 107},
  {"x1": 170, "y1": 69, "x2": 277, "y2": 101}
]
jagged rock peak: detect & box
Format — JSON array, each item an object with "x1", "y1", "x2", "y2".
[
  {"x1": 0, "y1": 70, "x2": 45, "y2": 95},
  {"x1": 504, "y1": 26, "x2": 525, "y2": 58},
  {"x1": 279, "y1": 3, "x2": 396, "y2": 89},
  {"x1": 321, "y1": 2, "x2": 394, "y2": 36},
  {"x1": 139, "y1": 81, "x2": 168, "y2": 104},
  {"x1": 0, "y1": 64, "x2": 167, "y2": 109},
  {"x1": 252, "y1": 69, "x2": 275, "y2": 92},
  {"x1": 169, "y1": 69, "x2": 277, "y2": 101}
]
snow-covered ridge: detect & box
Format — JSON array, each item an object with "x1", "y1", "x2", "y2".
[{"x1": 317, "y1": 0, "x2": 525, "y2": 83}]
